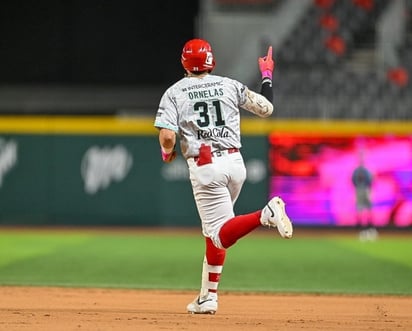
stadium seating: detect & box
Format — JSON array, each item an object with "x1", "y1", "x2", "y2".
[
  {"x1": 271, "y1": 0, "x2": 411, "y2": 120},
  {"x1": 1, "y1": 0, "x2": 409, "y2": 120}
]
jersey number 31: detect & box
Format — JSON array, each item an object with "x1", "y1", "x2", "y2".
[{"x1": 194, "y1": 101, "x2": 225, "y2": 128}]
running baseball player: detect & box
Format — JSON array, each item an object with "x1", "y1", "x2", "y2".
[{"x1": 154, "y1": 38, "x2": 293, "y2": 314}]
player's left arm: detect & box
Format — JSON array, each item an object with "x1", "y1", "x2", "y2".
[{"x1": 241, "y1": 46, "x2": 274, "y2": 118}]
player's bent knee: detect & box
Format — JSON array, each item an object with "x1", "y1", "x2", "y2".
[{"x1": 210, "y1": 233, "x2": 225, "y2": 249}]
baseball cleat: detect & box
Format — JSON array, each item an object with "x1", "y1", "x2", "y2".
[
  {"x1": 260, "y1": 196, "x2": 293, "y2": 239},
  {"x1": 187, "y1": 294, "x2": 218, "y2": 314}
]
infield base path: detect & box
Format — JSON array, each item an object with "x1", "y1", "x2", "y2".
[{"x1": 0, "y1": 287, "x2": 411, "y2": 331}]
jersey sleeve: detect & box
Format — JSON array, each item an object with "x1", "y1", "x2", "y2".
[
  {"x1": 154, "y1": 89, "x2": 179, "y2": 133},
  {"x1": 237, "y1": 81, "x2": 248, "y2": 106}
]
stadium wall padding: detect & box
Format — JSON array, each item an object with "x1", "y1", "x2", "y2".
[
  {"x1": 0, "y1": 116, "x2": 269, "y2": 226},
  {"x1": 0, "y1": 116, "x2": 410, "y2": 226}
]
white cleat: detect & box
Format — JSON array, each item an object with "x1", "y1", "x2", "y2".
[
  {"x1": 187, "y1": 294, "x2": 218, "y2": 314},
  {"x1": 261, "y1": 196, "x2": 293, "y2": 239}
]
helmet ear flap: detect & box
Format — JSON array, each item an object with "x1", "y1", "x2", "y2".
[{"x1": 181, "y1": 39, "x2": 215, "y2": 72}]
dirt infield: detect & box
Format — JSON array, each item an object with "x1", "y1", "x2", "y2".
[{"x1": 1, "y1": 287, "x2": 411, "y2": 331}]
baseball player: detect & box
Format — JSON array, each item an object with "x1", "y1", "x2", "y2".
[
  {"x1": 351, "y1": 151, "x2": 377, "y2": 240},
  {"x1": 154, "y1": 38, "x2": 293, "y2": 314}
]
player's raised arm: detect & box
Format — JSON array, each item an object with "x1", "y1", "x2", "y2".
[
  {"x1": 241, "y1": 46, "x2": 274, "y2": 118},
  {"x1": 258, "y1": 46, "x2": 274, "y2": 103}
]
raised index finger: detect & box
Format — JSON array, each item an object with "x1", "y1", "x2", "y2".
[{"x1": 267, "y1": 46, "x2": 273, "y2": 59}]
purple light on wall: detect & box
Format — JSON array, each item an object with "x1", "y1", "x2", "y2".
[{"x1": 269, "y1": 134, "x2": 412, "y2": 227}]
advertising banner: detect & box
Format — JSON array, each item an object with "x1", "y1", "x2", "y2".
[{"x1": 268, "y1": 133, "x2": 412, "y2": 228}]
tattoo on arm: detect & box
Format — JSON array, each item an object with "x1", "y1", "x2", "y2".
[{"x1": 241, "y1": 89, "x2": 274, "y2": 118}]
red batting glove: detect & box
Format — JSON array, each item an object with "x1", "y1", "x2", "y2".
[
  {"x1": 161, "y1": 148, "x2": 177, "y2": 163},
  {"x1": 258, "y1": 46, "x2": 275, "y2": 80}
]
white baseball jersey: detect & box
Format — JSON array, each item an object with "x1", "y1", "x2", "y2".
[{"x1": 154, "y1": 74, "x2": 247, "y2": 159}]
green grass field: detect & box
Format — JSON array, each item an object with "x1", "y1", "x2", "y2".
[{"x1": 1, "y1": 229, "x2": 411, "y2": 295}]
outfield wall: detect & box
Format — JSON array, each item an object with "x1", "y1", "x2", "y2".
[{"x1": 0, "y1": 116, "x2": 410, "y2": 227}]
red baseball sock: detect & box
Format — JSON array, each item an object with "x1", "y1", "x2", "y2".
[
  {"x1": 206, "y1": 237, "x2": 226, "y2": 265},
  {"x1": 200, "y1": 237, "x2": 226, "y2": 296},
  {"x1": 219, "y1": 211, "x2": 262, "y2": 248}
]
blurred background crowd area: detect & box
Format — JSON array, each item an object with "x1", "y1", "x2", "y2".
[{"x1": 0, "y1": 0, "x2": 410, "y2": 120}]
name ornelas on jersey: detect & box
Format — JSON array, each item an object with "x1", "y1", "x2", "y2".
[{"x1": 187, "y1": 88, "x2": 224, "y2": 99}]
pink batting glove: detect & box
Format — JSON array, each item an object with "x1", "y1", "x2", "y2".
[{"x1": 258, "y1": 46, "x2": 275, "y2": 80}]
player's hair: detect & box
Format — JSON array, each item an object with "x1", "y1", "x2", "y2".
[
  {"x1": 181, "y1": 39, "x2": 215, "y2": 73},
  {"x1": 185, "y1": 70, "x2": 209, "y2": 76}
]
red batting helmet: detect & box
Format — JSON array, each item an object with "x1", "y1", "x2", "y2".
[{"x1": 181, "y1": 39, "x2": 215, "y2": 72}]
